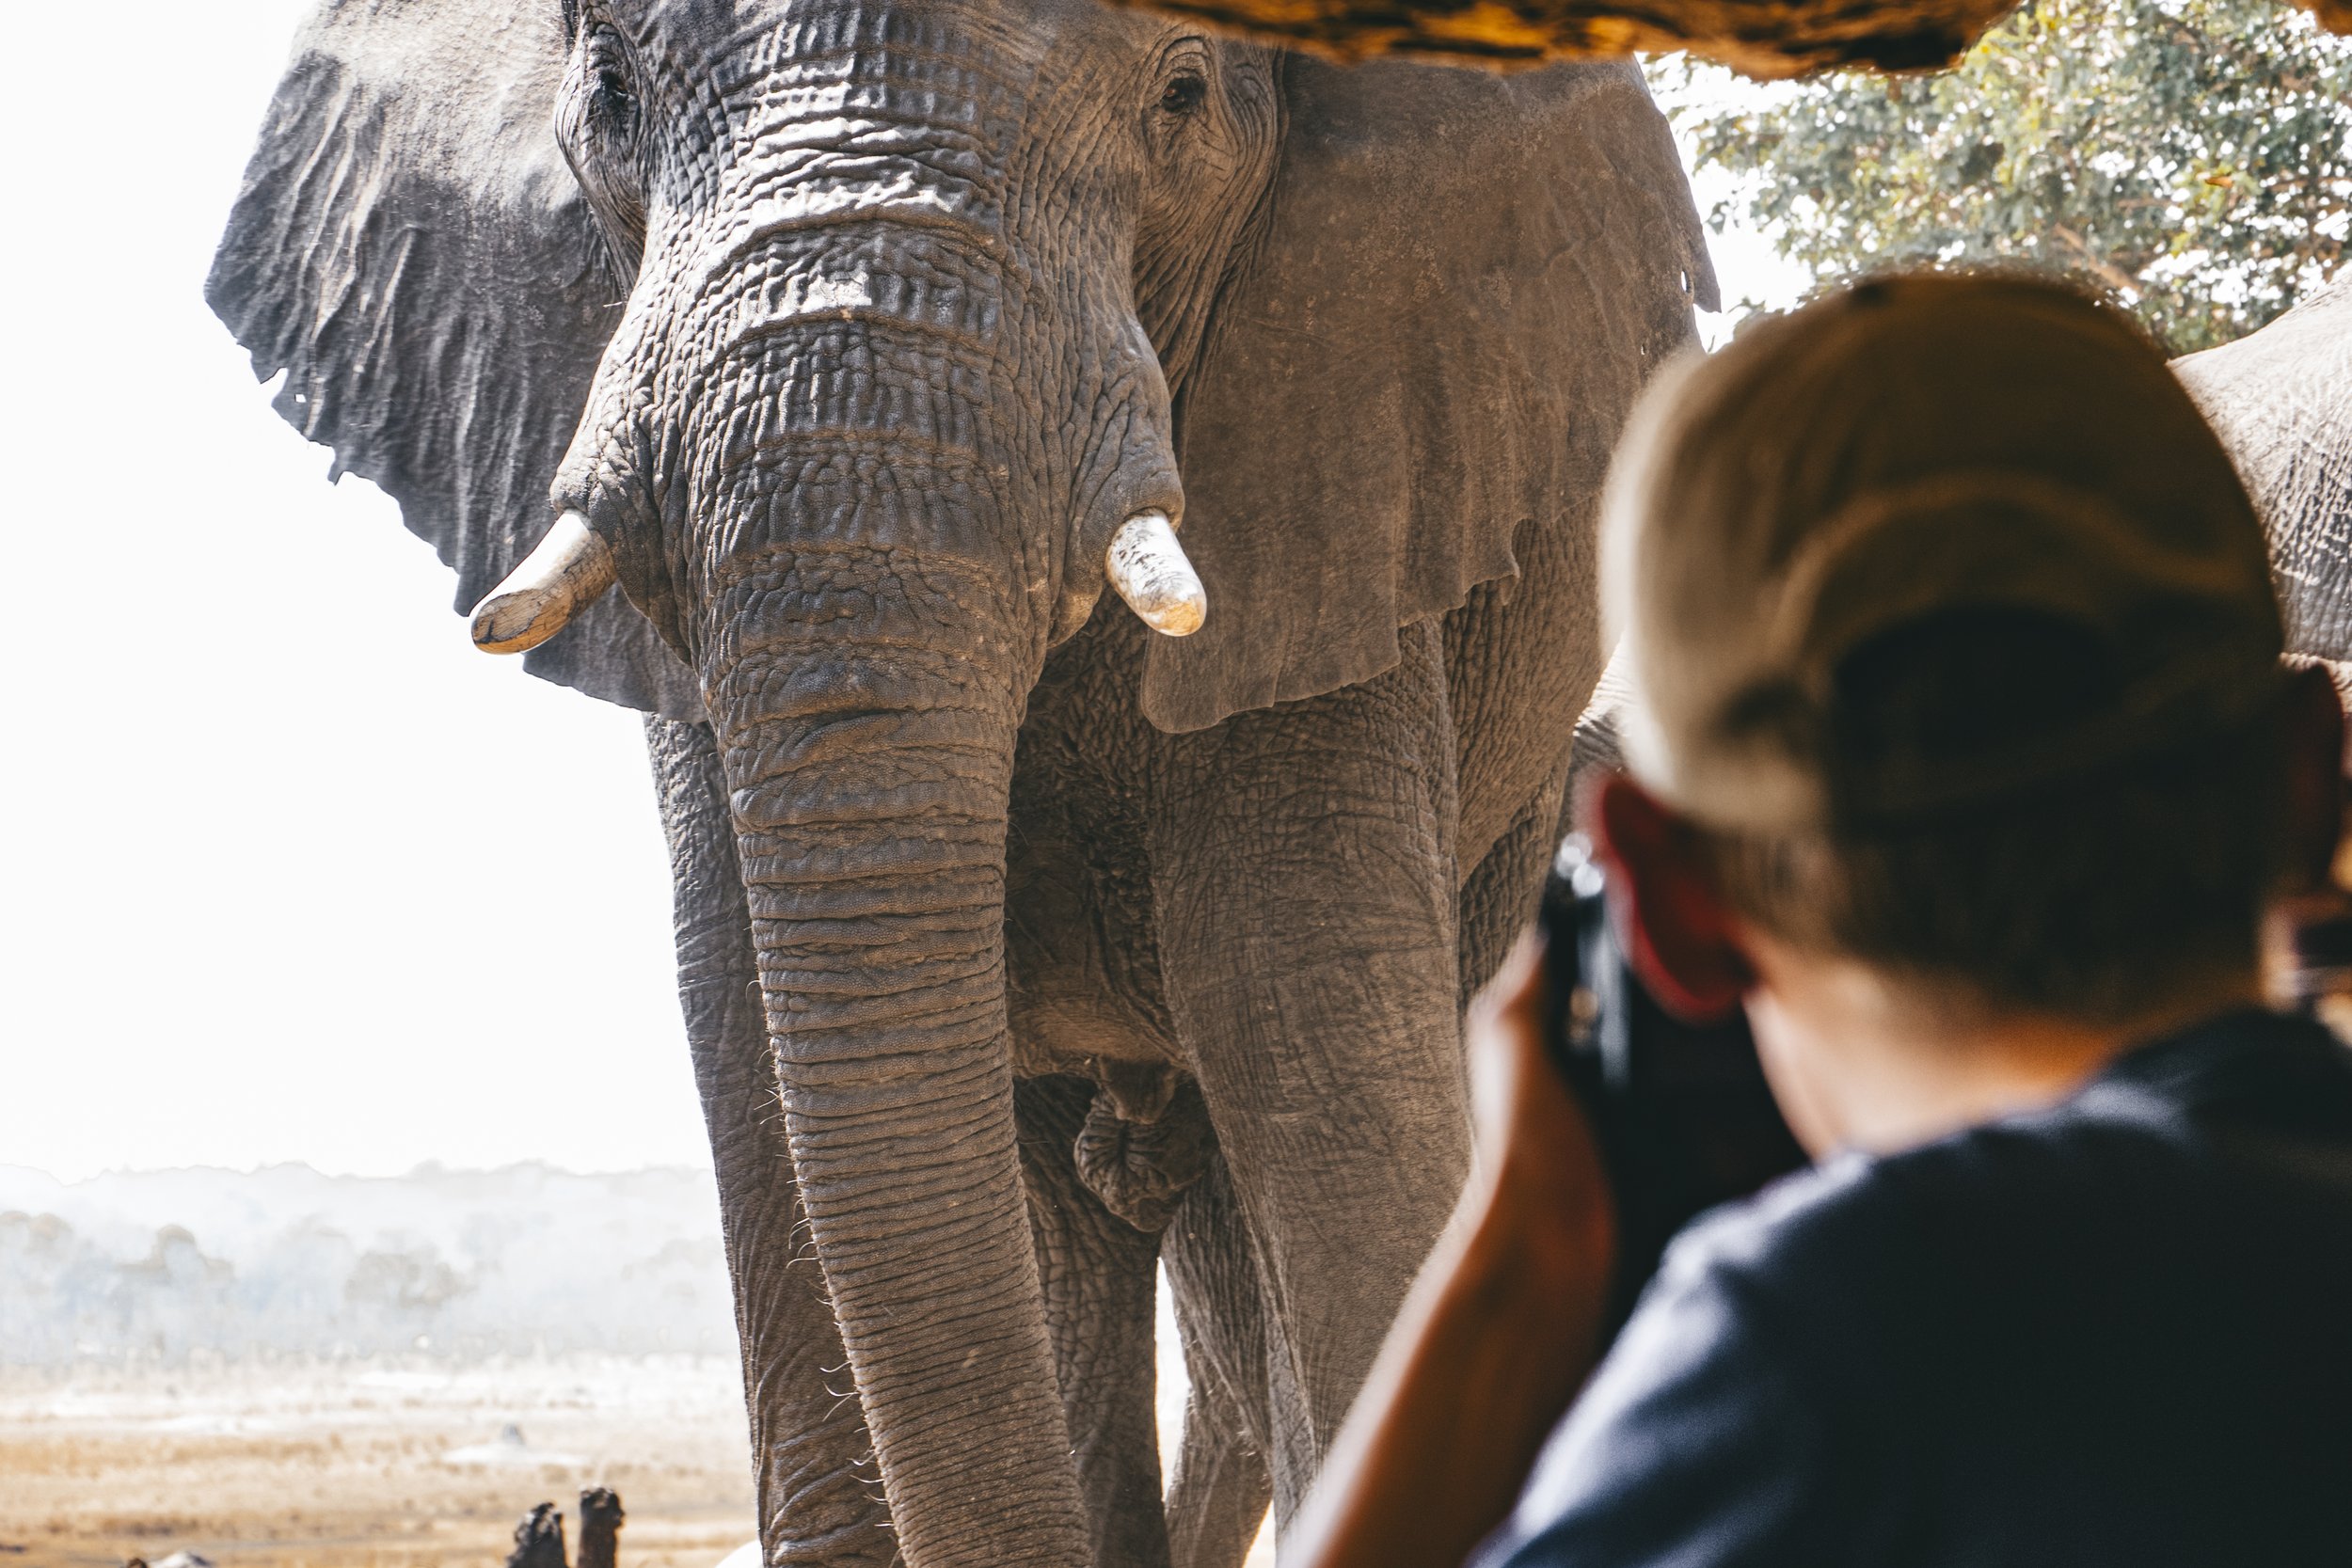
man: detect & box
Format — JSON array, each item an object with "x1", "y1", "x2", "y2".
[{"x1": 1292, "y1": 276, "x2": 2352, "y2": 1566}]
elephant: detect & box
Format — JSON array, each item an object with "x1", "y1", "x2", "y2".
[
  {"x1": 2175, "y1": 280, "x2": 2352, "y2": 676},
  {"x1": 207, "y1": 2, "x2": 1714, "y2": 1563}
]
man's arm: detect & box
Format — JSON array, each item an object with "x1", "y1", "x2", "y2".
[{"x1": 1286, "y1": 939, "x2": 1619, "y2": 1568}]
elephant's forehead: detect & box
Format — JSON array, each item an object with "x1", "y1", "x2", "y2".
[
  {"x1": 615, "y1": 0, "x2": 1152, "y2": 190},
  {"x1": 616, "y1": 0, "x2": 1150, "y2": 84}
]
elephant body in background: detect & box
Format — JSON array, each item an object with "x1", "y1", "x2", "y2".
[
  {"x1": 210, "y1": 3, "x2": 1712, "y2": 1563},
  {"x1": 2176, "y1": 281, "x2": 2352, "y2": 670}
]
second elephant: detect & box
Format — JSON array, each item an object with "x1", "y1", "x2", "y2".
[{"x1": 2177, "y1": 280, "x2": 2352, "y2": 668}]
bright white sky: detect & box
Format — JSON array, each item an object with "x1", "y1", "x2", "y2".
[{"x1": 0, "y1": 7, "x2": 1805, "y2": 1182}]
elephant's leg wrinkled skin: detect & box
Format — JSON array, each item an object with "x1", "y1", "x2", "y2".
[
  {"x1": 646, "y1": 718, "x2": 897, "y2": 1568},
  {"x1": 1161, "y1": 1159, "x2": 1276, "y2": 1568},
  {"x1": 1152, "y1": 620, "x2": 1472, "y2": 1520},
  {"x1": 1457, "y1": 784, "x2": 1573, "y2": 1008},
  {"x1": 1009, "y1": 613, "x2": 1275, "y2": 1561},
  {"x1": 1016, "y1": 1076, "x2": 1171, "y2": 1568},
  {"x1": 1446, "y1": 512, "x2": 1614, "y2": 1003}
]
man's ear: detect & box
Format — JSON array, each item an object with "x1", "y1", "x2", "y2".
[
  {"x1": 2281, "y1": 661, "x2": 2350, "y2": 894},
  {"x1": 1590, "y1": 774, "x2": 1755, "y2": 1020}
]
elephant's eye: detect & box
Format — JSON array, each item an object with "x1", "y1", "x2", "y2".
[
  {"x1": 557, "y1": 16, "x2": 650, "y2": 279},
  {"x1": 1159, "y1": 73, "x2": 1208, "y2": 117},
  {"x1": 576, "y1": 21, "x2": 635, "y2": 119},
  {"x1": 587, "y1": 28, "x2": 636, "y2": 107}
]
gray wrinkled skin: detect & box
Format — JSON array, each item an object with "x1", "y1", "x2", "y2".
[
  {"x1": 2176, "y1": 280, "x2": 2352, "y2": 664},
  {"x1": 208, "y1": 3, "x2": 1713, "y2": 1563}
]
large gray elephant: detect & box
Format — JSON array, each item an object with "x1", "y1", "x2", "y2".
[{"x1": 208, "y1": 3, "x2": 1712, "y2": 1563}]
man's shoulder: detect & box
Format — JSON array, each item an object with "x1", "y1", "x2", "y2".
[
  {"x1": 1487, "y1": 1013, "x2": 2352, "y2": 1568},
  {"x1": 1650, "y1": 1144, "x2": 1916, "y2": 1366},
  {"x1": 1661, "y1": 1006, "x2": 2352, "y2": 1373}
]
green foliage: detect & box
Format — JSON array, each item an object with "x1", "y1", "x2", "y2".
[{"x1": 1657, "y1": 0, "x2": 2352, "y2": 352}]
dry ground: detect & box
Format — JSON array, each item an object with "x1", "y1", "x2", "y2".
[
  {"x1": 0, "y1": 1356, "x2": 755, "y2": 1568},
  {"x1": 0, "y1": 1332, "x2": 1272, "y2": 1568}
]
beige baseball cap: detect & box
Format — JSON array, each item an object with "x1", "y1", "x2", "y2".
[{"x1": 1602, "y1": 274, "x2": 2283, "y2": 834}]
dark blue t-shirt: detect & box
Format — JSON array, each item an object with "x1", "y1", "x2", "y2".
[{"x1": 1474, "y1": 1008, "x2": 2352, "y2": 1567}]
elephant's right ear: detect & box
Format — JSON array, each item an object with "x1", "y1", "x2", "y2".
[
  {"x1": 207, "y1": 0, "x2": 702, "y2": 720},
  {"x1": 1142, "y1": 56, "x2": 1712, "y2": 736}
]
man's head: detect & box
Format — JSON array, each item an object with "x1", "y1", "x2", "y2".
[{"x1": 1590, "y1": 275, "x2": 2344, "y2": 1145}]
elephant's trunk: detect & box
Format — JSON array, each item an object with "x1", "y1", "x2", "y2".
[
  {"x1": 537, "y1": 42, "x2": 1184, "y2": 1545},
  {"x1": 707, "y1": 533, "x2": 1087, "y2": 1567}
]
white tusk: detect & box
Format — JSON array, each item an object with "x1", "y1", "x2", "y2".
[
  {"x1": 1105, "y1": 510, "x2": 1206, "y2": 638},
  {"x1": 469, "y1": 512, "x2": 618, "y2": 655}
]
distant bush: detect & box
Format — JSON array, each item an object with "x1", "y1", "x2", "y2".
[{"x1": 0, "y1": 1164, "x2": 736, "y2": 1366}]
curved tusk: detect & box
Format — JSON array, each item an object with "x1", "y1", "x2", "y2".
[
  {"x1": 1104, "y1": 510, "x2": 1206, "y2": 638},
  {"x1": 469, "y1": 512, "x2": 618, "y2": 655}
]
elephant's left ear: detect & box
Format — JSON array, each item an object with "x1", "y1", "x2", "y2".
[
  {"x1": 207, "y1": 0, "x2": 702, "y2": 721},
  {"x1": 1143, "y1": 56, "x2": 1713, "y2": 734}
]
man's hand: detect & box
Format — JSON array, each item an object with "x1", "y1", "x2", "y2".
[
  {"x1": 1464, "y1": 935, "x2": 1617, "y2": 1273},
  {"x1": 1284, "y1": 932, "x2": 1619, "y2": 1568}
]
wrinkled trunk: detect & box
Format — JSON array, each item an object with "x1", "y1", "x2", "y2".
[
  {"x1": 651, "y1": 715, "x2": 895, "y2": 1565},
  {"x1": 705, "y1": 451, "x2": 1086, "y2": 1566},
  {"x1": 642, "y1": 25, "x2": 1100, "y2": 1540}
]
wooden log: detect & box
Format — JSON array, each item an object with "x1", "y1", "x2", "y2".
[
  {"x1": 577, "y1": 1490, "x2": 626, "y2": 1568},
  {"x1": 1104, "y1": 0, "x2": 2346, "y2": 78}
]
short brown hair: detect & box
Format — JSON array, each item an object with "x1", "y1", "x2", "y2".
[{"x1": 1695, "y1": 606, "x2": 2286, "y2": 1024}]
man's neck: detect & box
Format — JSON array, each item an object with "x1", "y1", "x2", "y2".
[{"x1": 1739, "y1": 933, "x2": 2265, "y2": 1157}]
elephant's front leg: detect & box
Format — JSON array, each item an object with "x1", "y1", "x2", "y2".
[
  {"x1": 1149, "y1": 622, "x2": 1472, "y2": 1527},
  {"x1": 647, "y1": 718, "x2": 897, "y2": 1568}
]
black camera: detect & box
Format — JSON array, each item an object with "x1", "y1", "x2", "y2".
[{"x1": 1536, "y1": 836, "x2": 1808, "y2": 1340}]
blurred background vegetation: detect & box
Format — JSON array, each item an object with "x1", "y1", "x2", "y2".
[{"x1": 1653, "y1": 0, "x2": 2352, "y2": 353}]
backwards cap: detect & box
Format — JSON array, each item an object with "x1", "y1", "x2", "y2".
[{"x1": 1602, "y1": 275, "x2": 2283, "y2": 834}]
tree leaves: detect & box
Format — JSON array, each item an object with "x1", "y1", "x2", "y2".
[{"x1": 1658, "y1": 0, "x2": 2352, "y2": 353}]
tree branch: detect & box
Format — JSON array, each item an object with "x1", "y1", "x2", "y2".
[{"x1": 2050, "y1": 224, "x2": 2147, "y2": 297}]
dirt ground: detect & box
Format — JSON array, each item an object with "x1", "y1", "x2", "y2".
[
  {"x1": 0, "y1": 1346, "x2": 1274, "y2": 1568},
  {"x1": 0, "y1": 1356, "x2": 755, "y2": 1568}
]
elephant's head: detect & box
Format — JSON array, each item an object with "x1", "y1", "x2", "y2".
[{"x1": 210, "y1": 2, "x2": 1708, "y2": 1557}]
